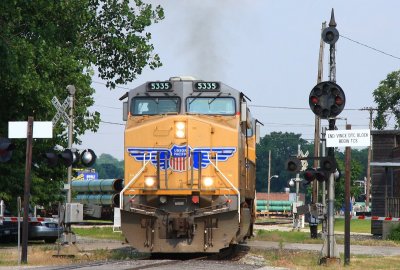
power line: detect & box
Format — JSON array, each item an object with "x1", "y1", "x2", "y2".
[
  {"x1": 92, "y1": 80, "x2": 132, "y2": 90},
  {"x1": 100, "y1": 120, "x2": 124, "y2": 126},
  {"x1": 249, "y1": 104, "x2": 364, "y2": 111},
  {"x1": 94, "y1": 104, "x2": 120, "y2": 110},
  {"x1": 340, "y1": 34, "x2": 400, "y2": 61}
]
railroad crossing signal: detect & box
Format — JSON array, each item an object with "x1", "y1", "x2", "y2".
[
  {"x1": 43, "y1": 148, "x2": 96, "y2": 167},
  {"x1": 286, "y1": 158, "x2": 302, "y2": 173},
  {"x1": 304, "y1": 168, "x2": 326, "y2": 183},
  {"x1": 52, "y1": 96, "x2": 70, "y2": 126},
  {"x1": 309, "y1": 81, "x2": 345, "y2": 119}
]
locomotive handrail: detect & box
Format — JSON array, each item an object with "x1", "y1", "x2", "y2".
[
  {"x1": 119, "y1": 152, "x2": 153, "y2": 210},
  {"x1": 207, "y1": 152, "x2": 241, "y2": 222},
  {"x1": 130, "y1": 202, "x2": 231, "y2": 218}
]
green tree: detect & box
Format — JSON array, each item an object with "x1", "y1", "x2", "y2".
[
  {"x1": 256, "y1": 132, "x2": 313, "y2": 193},
  {"x1": 93, "y1": 154, "x2": 124, "y2": 179},
  {"x1": 0, "y1": 0, "x2": 164, "y2": 213},
  {"x1": 334, "y1": 157, "x2": 363, "y2": 210},
  {"x1": 373, "y1": 70, "x2": 400, "y2": 129}
]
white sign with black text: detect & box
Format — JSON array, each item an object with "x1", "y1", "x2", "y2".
[{"x1": 326, "y1": 129, "x2": 370, "y2": 147}]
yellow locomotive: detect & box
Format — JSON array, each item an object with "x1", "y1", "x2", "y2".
[{"x1": 119, "y1": 77, "x2": 258, "y2": 253}]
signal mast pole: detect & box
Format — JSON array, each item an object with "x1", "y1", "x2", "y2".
[
  {"x1": 321, "y1": 9, "x2": 340, "y2": 264},
  {"x1": 65, "y1": 85, "x2": 76, "y2": 244}
]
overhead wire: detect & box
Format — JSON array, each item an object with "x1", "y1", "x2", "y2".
[{"x1": 340, "y1": 34, "x2": 400, "y2": 61}]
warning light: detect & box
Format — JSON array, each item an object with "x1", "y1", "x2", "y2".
[
  {"x1": 335, "y1": 96, "x2": 344, "y2": 105},
  {"x1": 310, "y1": 96, "x2": 319, "y2": 104},
  {"x1": 309, "y1": 81, "x2": 345, "y2": 119}
]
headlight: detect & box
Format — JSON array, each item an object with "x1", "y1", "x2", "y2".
[
  {"x1": 202, "y1": 177, "x2": 214, "y2": 187},
  {"x1": 175, "y1": 121, "x2": 186, "y2": 138},
  {"x1": 144, "y1": 176, "x2": 156, "y2": 188}
]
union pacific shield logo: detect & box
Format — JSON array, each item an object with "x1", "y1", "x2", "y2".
[
  {"x1": 127, "y1": 145, "x2": 236, "y2": 172},
  {"x1": 169, "y1": 145, "x2": 187, "y2": 172}
]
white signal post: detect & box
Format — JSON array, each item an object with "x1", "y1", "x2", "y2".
[{"x1": 51, "y1": 85, "x2": 77, "y2": 244}]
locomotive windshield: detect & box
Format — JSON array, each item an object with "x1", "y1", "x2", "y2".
[
  {"x1": 186, "y1": 97, "x2": 235, "y2": 115},
  {"x1": 131, "y1": 97, "x2": 180, "y2": 115}
]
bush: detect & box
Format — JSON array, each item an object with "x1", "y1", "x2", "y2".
[{"x1": 387, "y1": 225, "x2": 400, "y2": 241}]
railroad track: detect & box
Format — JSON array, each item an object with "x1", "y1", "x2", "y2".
[
  {"x1": 255, "y1": 218, "x2": 293, "y2": 226},
  {"x1": 21, "y1": 244, "x2": 252, "y2": 270}
]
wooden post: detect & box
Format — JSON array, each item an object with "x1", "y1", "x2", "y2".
[{"x1": 21, "y1": 116, "x2": 33, "y2": 264}]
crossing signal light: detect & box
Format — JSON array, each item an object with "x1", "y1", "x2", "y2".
[
  {"x1": 43, "y1": 149, "x2": 96, "y2": 167},
  {"x1": 80, "y1": 149, "x2": 96, "y2": 167},
  {"x1": 303, "y1": 168, "x2": 327, "y2": 183},
  {"x1": 320, "y1": 156, "x2": 337, "y2": 173},
  {"x1": 42, "y1": 152, "x2": 59, "y2": 167},
  {"x1": 303, "y1": 168, "x2": 315, "y2": 183},
  {"x1": 58, "y1": 149, "x2": 74, "y2": 167},
  {"x1": 286, "y1": 158, "x2": 301, "y2": 173},
  {"x1": 309, "y1": 81, "x2": 345, "y2": 119},
  {"x1": 0, "y1": 138, "x2": 15, "y2": 163}
]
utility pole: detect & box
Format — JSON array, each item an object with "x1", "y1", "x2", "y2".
[
  {"x1": 294, "y1": 145, "x2": 301, "y2": 230},
  {"x1": 360, "y1": 107, "x2": 376, "y2": 212},
  {"x1": 313, "y1": 21, "x2": 326, "y2": 205},
  {"x1": 267, "y1": 150, "x2": 271, "y2": 217}
]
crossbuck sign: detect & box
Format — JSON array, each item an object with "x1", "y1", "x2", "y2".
[
  {"x1": 299, "y1": 150, "x2": 309, "y2": 171},
  {"x1": 52, "y1": 96, "x2": 70, "y2": 126}
]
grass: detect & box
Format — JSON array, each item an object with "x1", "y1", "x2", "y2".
[
  {"x1": 325, "y1": 218, "x2": 372, "y2": 233},
  {"x1": 255, "y1": 229, "x2": 322, "y2": 244},
  {"x1": 0, "y1": 244, "x2": 143, "y2": 266},
  {"x1": 257, "y1": 217, "x2": 372, "y2": 233},
  {"x1": 254, "y1": 218, "x2": 400, "y2": 246},
  {"x1": 251, "y1": 249, "x2": 400, "y2": 270},
  {"x1": 72, "y1": 226, "x2": 124, "y2": 241}
]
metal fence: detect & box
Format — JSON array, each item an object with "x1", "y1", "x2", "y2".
[{"x1": 386, "y1": 197, "x2": 400, "y2": 217}]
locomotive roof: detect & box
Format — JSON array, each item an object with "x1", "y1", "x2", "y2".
[{"x1": 124, "y1": 77, "x2": 244, "y2": 99}]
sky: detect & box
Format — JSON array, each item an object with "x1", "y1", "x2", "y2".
[{"x1": 80, "y1": 1, "x2": 400, "y2": 160}]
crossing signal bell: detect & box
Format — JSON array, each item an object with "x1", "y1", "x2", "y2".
[
  {"x1": 309, "y1": 81, "x2": 345, "y2": 119},
  {"x1": 0, "y1": 138, "x2": 15, "y2": 163}
]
